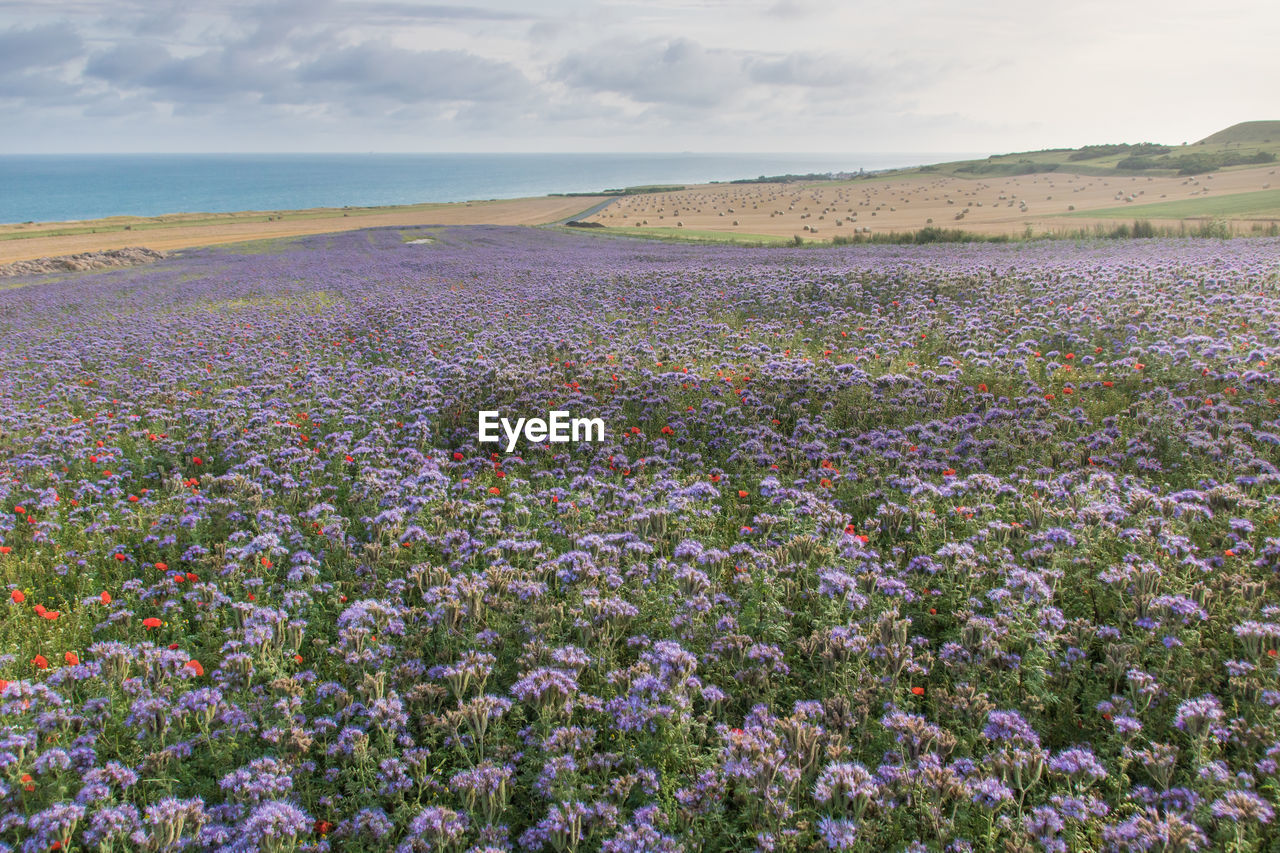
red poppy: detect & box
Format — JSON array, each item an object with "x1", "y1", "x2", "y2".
[
  {"x1": 315, "y1": 820, "x2": 334, "y2": 836},
  {"x1": 910, "y1": 686, "x2": 924, "y2": 696},
  {"x1": 737, "y1": 490, "x2": 748, "y2": 498},
  {"x1": 977, "y1": 383, "x2": 988, "y2": 393},
  {"x1": 184, "y1": 660, "x2": 204, "y2": 676},
  {"x1": 186, "y1": 573, "x2": 198, "y2": 582},
  {"x1": 488, "y1": 486, "x2": 501, "y2": 495},
  {"x1": 155, "y1": 562, "x2": 168, "y2": 571},
  {"x1": 344, "y1": 455, "x2": 354, "y2": 462},
  {"x1": 293, "y1": 654, "x2": 304, "y2": 664},
  {"x1": 0, "y1": 546, "x2": 10, "y2": 555},
  {"x1": 942, "y1": 468, "x2": 956, "y2": 477},
  {"x1": 32, "y1": 654, "x2": 48, "y2": 670},
  {"x1": 20, "y1": 773, "x2": 34, "y2": 792},
  {"x1": 452, "y1": 451, "x2": 464, "y2": 461},
  {"x1": 9, "y1": 589, "x2": 23, "y2": 604},
  {"x1": 0, "y1": 679, "x2": 8, "y2": 692},
  {"x1": 142, "y1": 617, "x2": 162, "y2": 629},
  {"x1": 42, "y1": 610, "x2": 59, "y2": 621},
  {"x1": 193, "y1": 456, "x2": 203, "y2": 465},
  {"x1": 64, "y1": 652, "x2": 79, "y2": 666},
  {"x1": 13, "y1": 506, "x2": 24, "y2": 515},
  {"x1": 100, "y1": 591, "x2": 112, "y2": 605},
  {"x1": 113, "y1": 553, "x2": 126, "y2": 562}
]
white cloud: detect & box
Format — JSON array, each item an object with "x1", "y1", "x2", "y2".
[{"x1": 0, "y1": 0, "x2": 1276, "y2": 152}]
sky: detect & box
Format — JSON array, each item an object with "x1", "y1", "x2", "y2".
[{"x1": 1, "y1": 0, "x2": 1276, "y2": 154}]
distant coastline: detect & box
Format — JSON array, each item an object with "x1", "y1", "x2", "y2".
[{"x1": 0, "y1": 152, "x2": 975, "y2": 225}]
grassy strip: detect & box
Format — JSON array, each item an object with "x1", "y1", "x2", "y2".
[{"x1": 1060, "y1": 188, "x2": 1280, "y2": 220}]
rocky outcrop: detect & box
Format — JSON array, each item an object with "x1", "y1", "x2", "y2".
[{"x1": 0, "y1": 246, "x2": 165, "y2": 278}]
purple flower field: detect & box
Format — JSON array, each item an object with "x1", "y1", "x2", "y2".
[{"x1": 2, "y1": 225, "x2": 1280, "y2": 851}]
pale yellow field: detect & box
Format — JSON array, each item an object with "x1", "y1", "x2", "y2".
[
  {"x1": 0, "y1": 196, "x2": 607, "y2": 264},
  {"x1": 584, "y1": 165, "x2": 1280, "y2": 237}
]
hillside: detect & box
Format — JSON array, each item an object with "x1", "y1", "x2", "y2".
[{"x1": 1198, "y1": 120, "x2": 1280, "y2": 145}]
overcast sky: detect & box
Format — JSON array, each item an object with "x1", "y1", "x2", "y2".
[{"x1": 1, "y1": 0, "x2": 1275, "y2": 154}]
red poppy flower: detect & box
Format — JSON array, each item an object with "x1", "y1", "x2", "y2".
[
  {"x1": 64, "y1": 652, "x2": 79, "y2": 666},
  {"x1": 186, "y1": 572, "x2": 198, "y2": 582},
  {"x1": 942, "y1": 469, "x2": 955, "y2": 477},
  {"x1": 452, "y1": 451, "x2": 464, "y2": 461},
  {"x1": 488, "y1": 486, "x2": 501, "y2": 495},
  {"x1": 13, "y1": 506, "x2": 24, "y2": 515},
  {"x1": 32, "y1": 654, "x2": 48, "y2": 670},
  {"x1": 184, "y1": 660, "x2": 204, "y2": 676},
  {"x1": 142, "y1": 617, "x2": 162, "y2": 629},
  {"x1": 0, "y1": 546, "x2": 10, "y2": 555},
  {"x1": 193, "y1": 456, "x2": 203, "y2": 465},
  {"x1": 911, "y1": 686, "x2": 924, "y2": 696},
  {"x1": 737, "y1": 490, "x2": 748, "y2": 498},
  {"x1": 155, "y1": 562, "x2": 168, "y2": 571},
  {"x1": 100, "y1": 591, "x2": 112, "y2": 605},
  {"x1": 9, "y1": 589, "x2": 23, "y2": 604},
  {"x1": 42, "y1": 610, "x2": 59, "y2": 621}
]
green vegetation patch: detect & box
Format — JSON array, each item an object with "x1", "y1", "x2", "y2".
[{"x1": 1062, "y1": 188, "x2": 1280, "y2": 220}]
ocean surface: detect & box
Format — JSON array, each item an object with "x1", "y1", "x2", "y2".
[{"x1": 0, "y1": 153, "x2": 981, "y2": 224}]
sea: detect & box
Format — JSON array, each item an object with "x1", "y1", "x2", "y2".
[{"x1": 0, "y1": 152, "x2": 981, "y2": 224}]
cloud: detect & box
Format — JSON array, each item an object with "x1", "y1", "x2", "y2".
[
  {"x1": 746, "y1": 52, "x2": 875, "y2": 88},
  {"x1": 299, "y1": 42, "x2": 533, "y2": 104},
  {"x1": 0, "y1": 22, "x2": 83, "y2": 75},
  {"x1": 554, "y1": 38, "x2": 748, "y2": 107}
]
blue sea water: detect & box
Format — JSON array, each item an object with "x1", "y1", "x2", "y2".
[{"x1": 0, "y1": 152, "x2": 980, "y2": 224}]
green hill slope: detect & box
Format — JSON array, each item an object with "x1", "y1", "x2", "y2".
[{"x1": 1197, "y1": 121, "x2": 1280, "y2": 145}]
